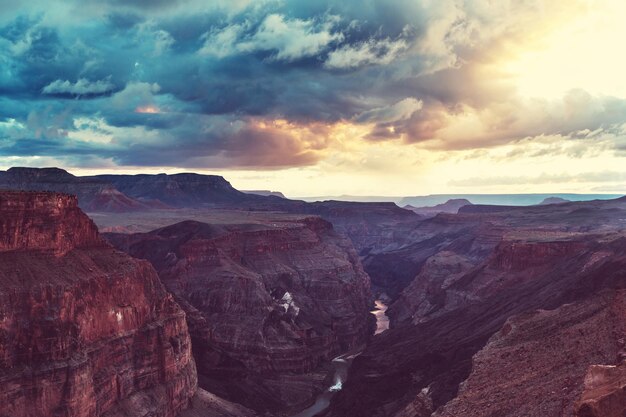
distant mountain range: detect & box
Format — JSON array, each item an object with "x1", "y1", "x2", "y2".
[
  {"x1": 1, "y1": 168, "x2": 622, "y2": 215},
  {"x1": 299, "y1": 193, "x2": 623, "y2": 206}
]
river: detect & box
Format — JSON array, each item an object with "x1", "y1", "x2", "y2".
[
  {"x1": 371, "y1": 299, "x2": 390, "y2": 335},
  {"x1": 291, "y1": 299, "x2": 389, "y2": 417}
]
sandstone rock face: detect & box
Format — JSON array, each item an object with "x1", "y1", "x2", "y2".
[
  {"x1": 1, "y1": 168, "x2": 423, "y2": 268},
  {"x1": 0, "y1": 191, "x2": 101, "y2": 255},
  {"x1": 0, "y1": 191, "x2": 197, "y2": 417},
  {"x1": 106, "y1": 216, "x2": 373, "y2": 413}
]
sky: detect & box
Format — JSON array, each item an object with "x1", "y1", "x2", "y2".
[{"x1": 1, "y1": 0, "x2": 625, "y2": 197}]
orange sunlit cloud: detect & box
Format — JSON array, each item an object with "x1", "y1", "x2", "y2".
[{"x1": 135, "y1": 105, "x2": 160, "y2": 114}]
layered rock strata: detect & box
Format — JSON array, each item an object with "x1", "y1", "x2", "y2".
[
  {"x1": 106, "y1": 216, "x2": 373, "y2": 413},
  {"x1": 0, "y1": 191, "x2": 197, "y2": 417}
]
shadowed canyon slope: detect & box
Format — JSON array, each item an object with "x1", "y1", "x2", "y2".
[
  {"x1": 0, "y1": 191, "x2": 198, "y2": 417},
  {"x1": 325, "y1": 197, "x2": 626, "y2": 417},
  {"x1": 105, "y1": 215, "x2": 373, "y2": 413}
]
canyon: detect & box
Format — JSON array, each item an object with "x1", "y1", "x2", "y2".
[
  {"x1": 0, "y1": 168, "x2": 625, "y2": 417},
  {"x1": 325, "y1": 198, "x2": 626, "y2": 417},
  {"x1": 104, "y1": 215, "x2": 373, "y2": 413}
]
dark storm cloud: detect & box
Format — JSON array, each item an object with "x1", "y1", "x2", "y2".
[{"x1": 1, "y1": 0, "x2": 625, "y2": 169}]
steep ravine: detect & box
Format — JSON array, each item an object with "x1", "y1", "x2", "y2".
[{"x1": 105, "y1": 216, "x2": 374, "y2": 414}]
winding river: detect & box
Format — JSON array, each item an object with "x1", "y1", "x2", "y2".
[{"x1": 291, "y1": 299, "x2": 389, "y2": 417}]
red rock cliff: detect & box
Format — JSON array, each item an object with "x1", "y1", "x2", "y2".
[
  {"x1": 0, "y1": 191, "x2": 197, "y2": 417},
  {"x1": 0, "y1": 191, "x2": 101, "y2": 254}
]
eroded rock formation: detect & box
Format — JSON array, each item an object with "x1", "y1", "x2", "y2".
[
  {"x1": 0, "y1": 191, "x2": 197, "y2": 417},
  {"x1": 106, "y1": 216, "x2": 373, "y2": 413}
]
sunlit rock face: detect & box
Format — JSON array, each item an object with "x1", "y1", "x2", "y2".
[
  {"x1": 0, "y1": 191, "x2": 197, "y2": 417},
  {"x1": 105, "y1": 216, "x2": 373, "y2": 414}
]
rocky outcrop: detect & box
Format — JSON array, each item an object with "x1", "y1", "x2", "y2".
[
  {"x1": 363, "y1": 213, "x2": 489, "y2": 299},
  {"x1": 575, "y1": 363, "x2": 626, "y2": 417},
  {"x1": 491, "y1": 240, "x2": 588, "y2": 271},
  {"x1": 0, "y1": 168, "x2": 424, "y2": 268},
  {"x1": 105, "y1": 216, "x2": 373, "y2": 413},
  {"x1": 435, "y1": 290, "x2": 626, "y2": 417},
  {"x1": 0, "y1": 191, "x2": 101, "y2": 255},
  {"x1": 0, "y1": 191, "x2": 197, "y2": 417},
  {"x1": 388, "y1": 239, "x2": 592, "y2": 327}
]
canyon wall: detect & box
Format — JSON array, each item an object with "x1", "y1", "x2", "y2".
[
  {"x1": 326, "y1": 199, "x2": 626, "y2": 417},
  {"x1": 106, "y1": 216, "x2": 373, "y2": 413},
  {"x1": 0, "y1": 191, "x2": 197, "y2": 417}
]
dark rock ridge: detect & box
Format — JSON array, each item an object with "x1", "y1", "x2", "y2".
[
  {"x1": 325, "y1": 197, "x2": 626, "y2": 417},
  {"x1": 404, "y1": 199, "x2": 473, "y2": 216},
  {"x1": 400, "y1": 193, "x2": 621, "y2": 207},
  {"x1": 105, "y1": 216, "x2": 373, "y2": 413},
  {"x1": 0, "y1": 168, "x2": 286, "y2": 212},
  {"x1": 0, "y1": 190, "x2": 198, "y2": 417},
  {"x1": 539, "y1": 196, "x2": 571, "y2": 205},
  {"x1": 244, "y1": 190, "x2": 287, "y2": 198},
  {"x1": 91, "y1": 173, "x2": 281, "y2": 208},
  {"x1": 0, "y1": 167, "x2": 150, "y2": 212}
]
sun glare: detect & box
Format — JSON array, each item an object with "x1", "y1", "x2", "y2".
[{"x1": 507, "y1": 0, "x2": 626, "y2": 99}]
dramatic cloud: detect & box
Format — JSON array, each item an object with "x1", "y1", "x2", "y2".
[
  {"x1": 42, "y1": 78, "x2": 115, "y2": 96},
  {"x1": 355, "y1": 98, "x2": 423, "y2": 124},
  {"x1": 198, "y1": 14, "x2": 343, "y2": 62},
  {"x1": 324, "y1": 37, "x2": 408, "y2": 69},
  {"x1": 237, "y1": 14, "x2": 343, "y2": 61},
  {"x1": 0, "y1": 0, "x2": 625, "y2": 195}
]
